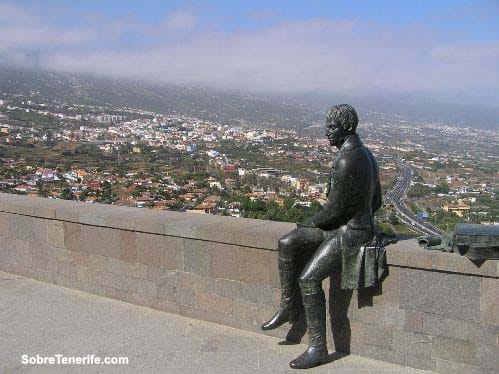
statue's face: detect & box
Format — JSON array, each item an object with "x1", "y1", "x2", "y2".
[{"x1": 325, "y1": 117, "x2": 349, "y2": 147}]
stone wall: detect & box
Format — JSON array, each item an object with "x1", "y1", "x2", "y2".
[{"x1": 0, "y1": 193, "x2": 497, "y2": 373}]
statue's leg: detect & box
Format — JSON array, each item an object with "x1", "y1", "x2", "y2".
[
  {"x1": 261, "y1": 227, "x2": 324, "y2": 331},
  {"x1": 290, "y1": 237, "x2": 341, "y2": 369}
]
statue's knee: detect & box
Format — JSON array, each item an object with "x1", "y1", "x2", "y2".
[
  {"x1": 278, "y1": 236, "x2": 294, "y2": 258},
  {"x1": 298, "y1": 275, "x2": 323, "y2": 296}
]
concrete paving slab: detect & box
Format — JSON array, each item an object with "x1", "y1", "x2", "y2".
[{"x1": 0, "y1": 271, "x2": 433, "y2": 373}]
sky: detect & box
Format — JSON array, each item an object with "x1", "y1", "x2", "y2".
[{"x1": 1, "y1": 0, "x2": 499, "y2": 106}]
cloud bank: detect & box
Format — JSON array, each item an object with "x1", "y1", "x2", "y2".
[{"x1": 1, "y1": 3, "x2": 498, "y2": 106}]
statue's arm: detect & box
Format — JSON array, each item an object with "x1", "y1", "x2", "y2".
[
  {"x1": 306, "y1": 159, "x2": 349, "y2": 230},
  {"x1": 372, "y1": 179, "x2": 382, "y2": 213}
]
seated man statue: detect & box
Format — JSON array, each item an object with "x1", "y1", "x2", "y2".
[{"x1": 261, "y1": 104, "x2": 383, "y2": 369}]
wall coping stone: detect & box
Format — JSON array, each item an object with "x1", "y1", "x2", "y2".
[{"x1": 0, "y1": 192, "x2": 496, "y2": 278}]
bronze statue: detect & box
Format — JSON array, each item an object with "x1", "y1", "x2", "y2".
[{"x1": 261, "y1": 104, "x2": 385, "y2": 369}]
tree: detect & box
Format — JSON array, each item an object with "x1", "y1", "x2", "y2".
[
  {"x1": 60, "y1": 188, "x2": 74, "y2": 200},
  {"x1": 435, "y1": 182, "x2": 450, "y2": 194},
  {"x1": 389, "y1": 212, "x2": 399, "y2": 225}
]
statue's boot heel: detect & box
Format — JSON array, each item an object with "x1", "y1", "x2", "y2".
[
  {"x1": 261, "y1": 307, "x2": 298, "y2": 330},
  {"x1": 289, "y1": 346, "x2": 328, "y2": 369},
  {"x1": 290, "y1": 281, "x2": 328, "y2": 369},
  {"x1": 262, "y1": 258, "x2": 299, "y2": 331}
]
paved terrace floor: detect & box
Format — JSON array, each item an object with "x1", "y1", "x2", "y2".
[{"x1": 0, "y1": 271, "x2": 432, "y2": 374}]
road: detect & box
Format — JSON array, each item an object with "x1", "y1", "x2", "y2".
[{"x1": 384, "y1": 158, "x2": 443, "y2": 237}]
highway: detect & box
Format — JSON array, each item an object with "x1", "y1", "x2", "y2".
[{"x1": 384, "y1": 158, "x2": 443, "y2": 237}]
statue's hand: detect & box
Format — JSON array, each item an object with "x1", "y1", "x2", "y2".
[{"x1": 297, "y1": 221, "x2": 315, "y2": 229}]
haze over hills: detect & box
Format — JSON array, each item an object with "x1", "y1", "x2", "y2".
[{"x1": 0, "y1": 67, "x2": 497, "y2": 131}]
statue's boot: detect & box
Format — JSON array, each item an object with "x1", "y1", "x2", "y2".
[
  {"x1": 261, "y1": 259, "x2": 300, "y2": 330},
  {"x1": 289, "y1": 286, "x2": 328, "y2": 369}
]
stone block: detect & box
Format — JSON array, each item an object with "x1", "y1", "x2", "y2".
[
  {"x1": 207, "y1": 278, "x2": 242, "y2": 299},
  {"x1": 122, "y1": 276, "x2": 139, "y2": 293},
  {"x1": 157, "y1": 282, "x2": 178, "y2": 303},
  {"x1": 127, "y1": 262, "x2": 148, "y2": 279},
  {"x1": 68, "y1": 251, "x2": 89, "y2": 267},
  {"x1": 14, "y1": 240, "x2": 32, "y2": 267},
  {"x1": 161, "y1": 213, "x2": 213, "y2": 238},
  {"x1": 136, "y1": 279, "x2": 157, "y2": 298},
  {"x1": 475, "y1": 335, "x2": 499, "y2": 371},
  {"x1": 55, "y1": 202, "x2": 100, "y2": 222},
  {"x1": 480, "y1": 277, "x2": 498, "y2": 326},
  {"x1": 386, "y1": 244, "x2": 432, "y2": 269},
  {"x1": 63, "y1": 222, "x2": 82, "y2": 252},
  {"x1": 432, "y1": 336, "x2": 477, "y2": 365},
  {"x1": 176, "y1": 287, "x2": 196, "y2": 307},
  {"x1": 232, "y1": 220, "x2": 294, "y2": 250},
  {"x1": 34, "y1": 269, "x2": 55, "y2": 284},
  {"x1": 107, "y1": 257, "x2": 129, "y2": 275},
  {"x1": 57, "y1": 261, "x2": 77, "y2": 278},
  {"x1": 144, "y1": 265, "x2": 163, "y2": 283},
  {"x1": 81, "y1": 225, "x2": 121, "y2": 259},
  {"x1": 103, "y1": 207, "x2": 138, "y2": 230},
  {"x1": 45, "y1": 256, "x2": 59, "y2": 274},
  {"x1": 29, "y1": 240, "x2": 48, "y2": 261},
  {"x1": 32, "y1": 255, "x2": 49, "y2": 271},
  {"x1": 349, "y1": 320, "x2": 367, "y2": 343},
  {"x1": 103, "y1": 286, "x2": 128, "y2": 301},
  {"x1": 47, "y1": 220, "x2": 64, "y2": 248},
  {"x1": 352, "y1": 305, "x2": 385, "y2": 325},
  {"x1": 210, "y1": 242, "x2": 239, "y2": 280},
  {"x1": 136, "y1": 233, "x2": 161, "y2": 266},
  {"x1": 404, "y1": 310, "x2": 423, "y2": 333},
  {"x1": 31, "y1": 218, "x2": 48, "y2": 246},
  {"x1": 133, "y1": 210, "x2": 171, "y2": 234},
  {"x1": 159, "y1": 236, "x2": 183, "y2": 270},
  {"x1": 10, "y1": 215, "x2": 34, "y2": 242},
  {"x1": 463, "y1": 259, "x2": 498, "y2": 278},
  {"x1": 431, "y1": 252, "x2": 466, "y2": 273},
  {"x1": 76, "y1": 266, "x2": 92, "y2": 283},
  {"x1": 364, "y1": 324, "x2": 393, "y2": 348},
  {"x1": 149, "y1": 298, "x2": 180, "y2": 315},
  {"x1": 233, "y1": 299, "x2": 261, "y2": 322},
  {"x1": 267, "y1": 255, "x2": 280, "y2": 288},
  {"x1": 383, "y1": 306, "x2": 405, "y2": 329},
  {"x1": 184, "y1": 239, "x2": 210, "y2": 276},
  {"x1": 392, "y1": 330, "x2": 432, "y2": 358},
  {"x1": 423, "y1": 313, "x2": 477, "y2": 341},
  {"x1": 99, "y1": 272, "x2": 124, "y2": 289},
  {"x1": 87, "y1": 253, "x2": 108, "y2": 272},
  {"x1": 400, "y1": 268, "x2": 481, "y2": 321},
  {"x1": 352, "y1": 344, "x2": 405, "y2": 366},
  {"x1": 150, "y1": 268, "x2": 178, "y2": 287},
  {"x1": 177, "y1": 271, "x2": 207, "y2": 292},
  {"x1": 52, "y1": 273, "x2": 76, "y2": 288},
  {"x1": 436, "y1": 360, "x2": 495, "y2": 374},
  {"x1": 237, "y1": 246, "x2": 271, "y2": 284},
  {"x1": 71, "y1": 203, "x2": 118, "y2": 225},
  {"x1": 196, "y1": 292, "x2": 233, "y2": 315},
  {"x1": 119, "y1": 230, "x2": 136, "y2": 262},
  {"x1": 404, "y1": 354, "x2": 436, "y2": 371},
  {"x1": 184, "y1": 215, "x2": 264, "y2": 245},
  {"x1": 240, "y1": 282, "x2": 274, "y2": 305},
  {"x1": 0, "y1": 213, "x2": 11, "y2": 237}
]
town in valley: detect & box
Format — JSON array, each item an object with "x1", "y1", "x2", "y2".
[{"x1": 0, "y1": 79, "x2": 497, "y2": 236}]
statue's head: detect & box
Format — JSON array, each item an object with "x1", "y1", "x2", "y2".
[{"x1": 325, "y1": 104, "x2": 358, "y2": 147}]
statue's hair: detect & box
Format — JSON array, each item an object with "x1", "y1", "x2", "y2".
[{"x1": 326, "y1": 104, "x2": 358, "y2": 133}]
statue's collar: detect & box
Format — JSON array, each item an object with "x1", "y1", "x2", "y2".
[{"x1": 340, "y1": 134, "x2": 363, "y2": 153}]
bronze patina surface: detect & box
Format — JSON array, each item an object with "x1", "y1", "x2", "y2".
[{"x1": 261, "y1": 104, "x2": 392, "y2": 369}]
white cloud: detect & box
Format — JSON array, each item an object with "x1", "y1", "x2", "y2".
[
  {"x1": 1, "y1": 4, "x2": 498, "y2": 104},
  {"x1": 162, "y1": 11, "x2": 197, "y2": 30}
]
